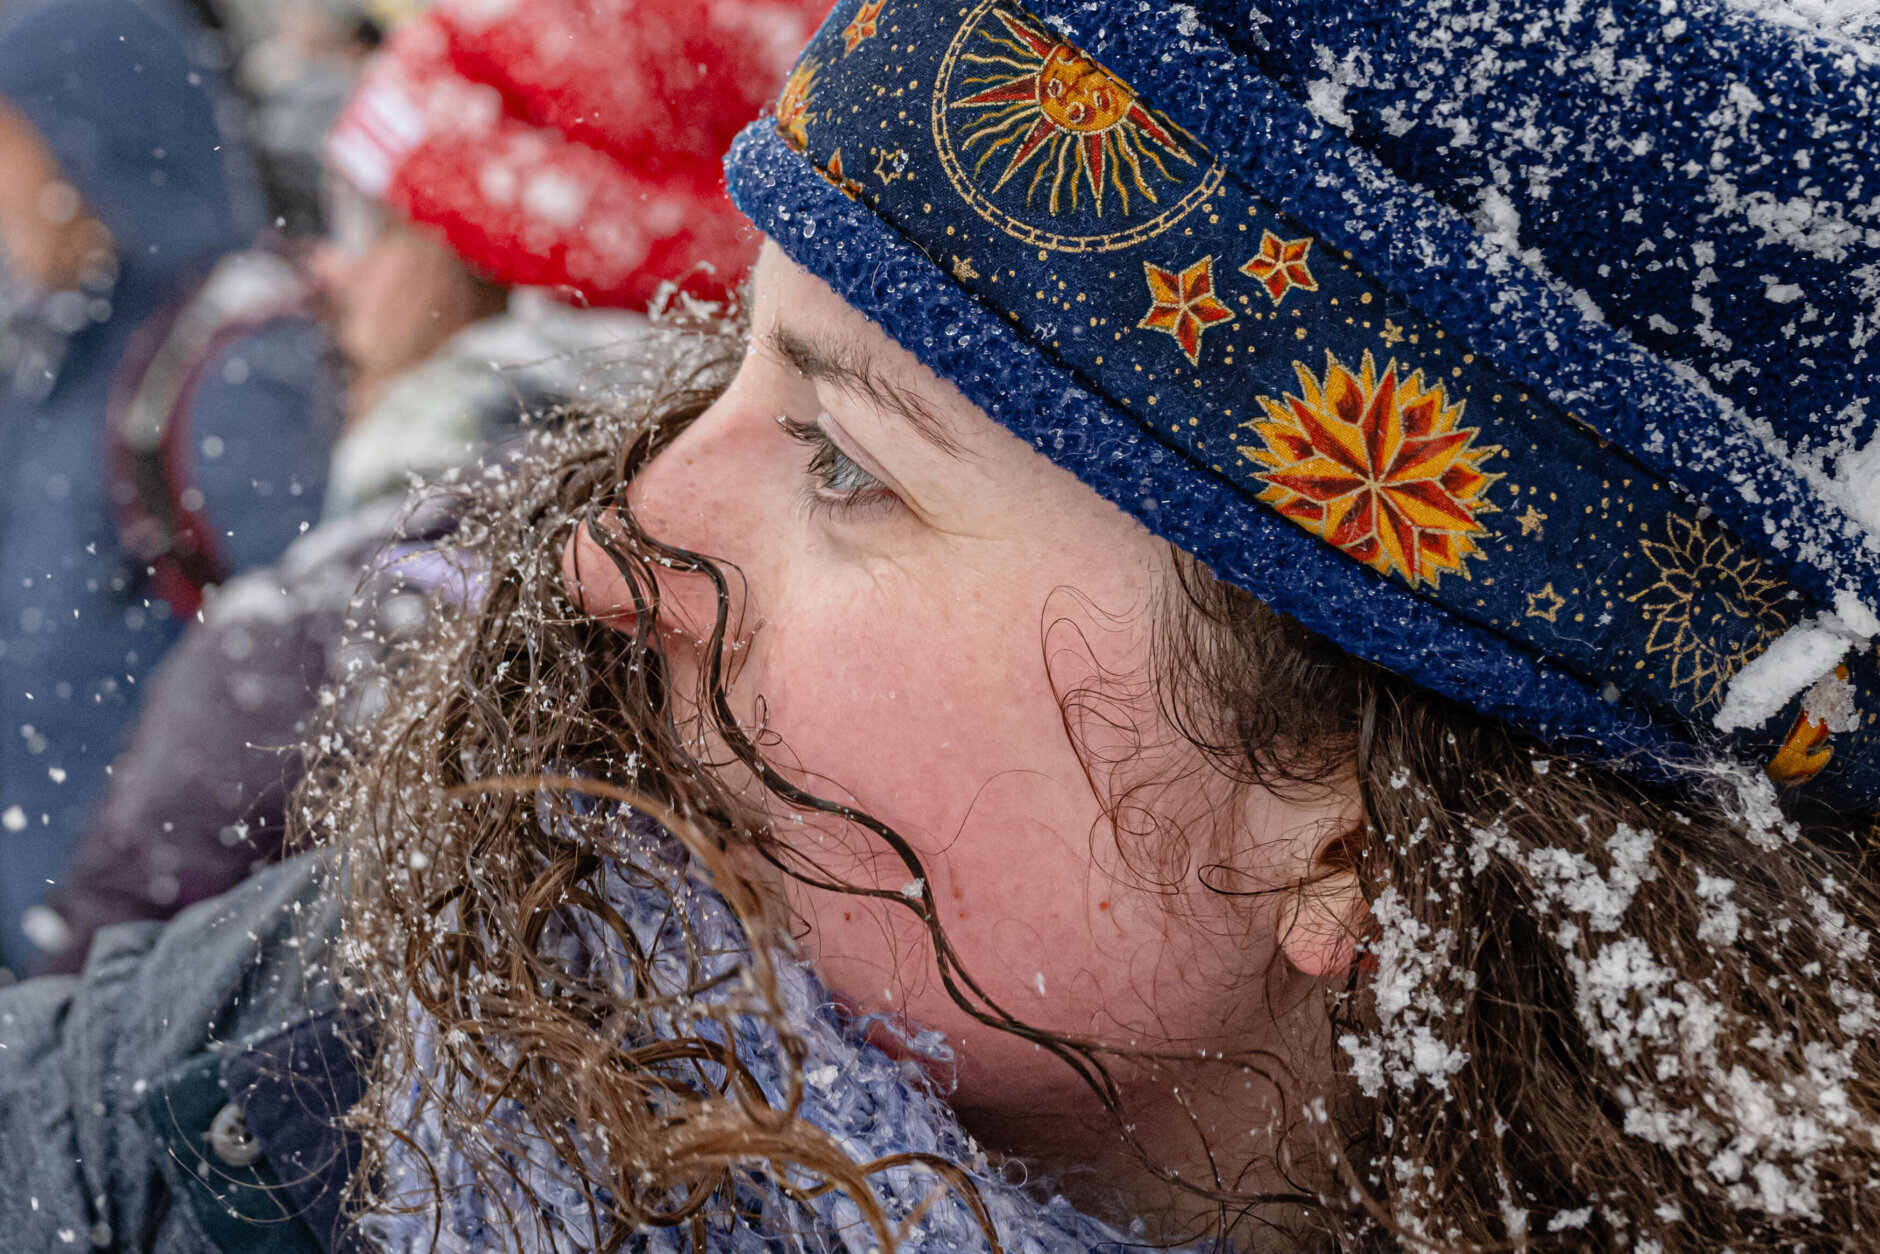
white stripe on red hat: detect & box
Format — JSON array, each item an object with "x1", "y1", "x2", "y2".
[{"x1": 327, "y1": 81, "x2": 427, "y2": 197}]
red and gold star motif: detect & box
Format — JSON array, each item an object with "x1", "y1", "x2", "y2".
[
  {"x1": 1240, "y1": 351, "x2": 1501, "y2": 588},
  {"x1": 1137, "y1": 256, "x2": 1234, "y2": 365},
  {"x1": 775, "y1": 58, "x2": 820, "y2": 152},
  {"x1": 820, "y1": 148, "x2": 863, "y2": 199},
  {"x1": 843, "y1": 0, "x2": 885, "y2": 53},
  {"x1": 1239, "y1": 231, "x2": 1319, "y2": 306}
]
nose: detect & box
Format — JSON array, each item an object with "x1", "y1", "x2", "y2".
[
  {"x1": 562, "y1": 501, "x2": 726, "y2": 646},
  {"x1": 561, "y1": 508, "x2": 640, "y2": 632},
  {"x1": 306, "y1": 241, "x2": 351, "y2": 307},
  {"x1": 561, "y1": 393, "x2": 772, "y2": 646}
]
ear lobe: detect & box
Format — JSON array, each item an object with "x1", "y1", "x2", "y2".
[{"x1": 1279, "y1": 870, "x2": 1369, "y2": 978}]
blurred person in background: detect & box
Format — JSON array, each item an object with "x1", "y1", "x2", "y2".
[
  {"x1": 223, "y1": 0, "x2": 390, "y2": 237},
  {"x1": 0, "y1": 0, "x2": 340, "y2": 971},
  {"x1": 35, "y1": 0, "x2": 819, "y2": 975}
]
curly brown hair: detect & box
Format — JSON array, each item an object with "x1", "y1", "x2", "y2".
[{"x1": 310, "y1": 324, "x2": 1880, "y2": 1253}]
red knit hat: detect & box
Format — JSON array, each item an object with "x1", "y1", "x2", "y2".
[{"x1": 326, "y1": 0, "x2": 831, "y2": 310}]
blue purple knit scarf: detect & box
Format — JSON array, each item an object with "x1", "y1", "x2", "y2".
[{"x1": 359, "y1": 814, "x2": 1209, "y2": 1254}]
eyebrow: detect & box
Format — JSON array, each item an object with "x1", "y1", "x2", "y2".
[{"x1": 764, "y1": 326, "x2": 968, "y2": 458}]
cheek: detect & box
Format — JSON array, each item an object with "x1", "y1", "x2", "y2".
[
  {"x1": 752, "y1": 565, "x2": 1259, "y2": 1100},
  {"x1": 336, "y1": 252, "x2": 409, "y2": 363},
  {"x1": 342, "y1": 239, "x2": 458, "y2": 371},
  {"x1": 756, "y1": 567, "x2": 1071, "y2": 852}
]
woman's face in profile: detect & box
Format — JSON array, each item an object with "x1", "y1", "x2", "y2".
[{"x1": 565, "y1": 243, "x2": 1352, "y2": 1144}]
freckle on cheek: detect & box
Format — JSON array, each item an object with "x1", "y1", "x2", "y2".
[{"x1": 1098, "y1": 900, "x2": 1110, "y2": 911}]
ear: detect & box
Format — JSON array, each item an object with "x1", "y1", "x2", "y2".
[
  {"x1": 1279, "y1": 868, "x2": 1369, "y2": 978},
  {"x1": 1278, "y1": 810, "x2": 1372, "y2": 978}
]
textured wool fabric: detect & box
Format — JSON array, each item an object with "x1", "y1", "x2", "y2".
[
  {"x1": 725, "y1": 0, "x2": 1880, "y2": 808},
  {"x1": 363, "y1": 812, "x2": 1208, "y2": 1254},
  {"x1": 326, "y1": 0, "x2": 833, "y2": 311},
  {"x1": 1189, "y1": 0, "x2": 1880, "y2": 479}
]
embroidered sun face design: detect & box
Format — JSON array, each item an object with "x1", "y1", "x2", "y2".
[
  {"x1": 776, "y1": 58, "x2": 820, "y2": 152},
  {"x1": 1628, "y1": 513, "x2": 1789, "y2": 709},
  {"x1": 949, "y1": 8, "x2": 1194, "y2": 216},
  {"x1": 1241, "y1": 351, "x2": 1500, "y2": 588}
]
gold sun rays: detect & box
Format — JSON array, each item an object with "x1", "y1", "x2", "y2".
[{"x1": 951, "y1": 10, "x2": 1194, "y2": 218}]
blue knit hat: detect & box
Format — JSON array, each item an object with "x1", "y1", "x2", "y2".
[{"x1": 724, "y1": 0, "x2": 1880, "y2": 810}]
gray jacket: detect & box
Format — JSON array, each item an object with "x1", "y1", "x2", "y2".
[{"x1": 0, "y1": 853, "x2": 360, "y2": 1253}]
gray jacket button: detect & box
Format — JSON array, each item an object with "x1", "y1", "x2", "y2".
[{"x1": 207, "y1": 1101, "x2": 261, "y2": 1168}]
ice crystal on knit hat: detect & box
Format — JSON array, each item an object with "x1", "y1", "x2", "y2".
[{"x1": 1734, "y1": 0, "x2": 1880, "y2": 45}]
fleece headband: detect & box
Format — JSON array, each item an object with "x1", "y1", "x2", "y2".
[{"x1": 725, "y1": 0, "x2": 1880, "y2": 810}]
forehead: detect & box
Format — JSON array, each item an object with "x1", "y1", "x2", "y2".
[
  {"x1": 756, "y1": 244, "x2": 893, "y2": 356},
  {"x1": 754, "y1": 243, "x2": 978, "y2": 432}
]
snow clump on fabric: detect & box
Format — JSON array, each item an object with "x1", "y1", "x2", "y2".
[
  {"x1": 1734, "y1": 0, "x2": 1880, "y2": 47},
  {"x1": 1713, "y1": 593, "x2": 1879, "y2": 731}
]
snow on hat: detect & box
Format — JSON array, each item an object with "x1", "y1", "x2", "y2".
[
  {"x1": 327, "y1": 0, "x2": 830, "y2": 310},
  {"x1": 726, "y1": 0, "x2": 1880, "y2": 809}
]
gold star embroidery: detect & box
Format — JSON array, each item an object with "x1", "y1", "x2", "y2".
[
  {"x1": 871, "y1": 147, "x2": 908, "y2": 184},
  {"x1": 952, "y1": 255, "x2": 981, "y2": 281},
  {"x1": 843, "y1": 0, "x2": 885, "y2": 54},
  {"x1": 1380, "y1": 318, "x2": 1405, "y2": 347},
  {"x1": 1239, "y1": 232, "x2": 1319, "y2": 305},
  {"x1": 1526, "y1": 583, "x2": 1566, "y2": 623},
  {"x1": 1517, "y1": 505, "x2": 1547, "y2": 536},
  {"x1": 1628, "y1": 514, "x2": 1787, "y2": 709},
  {"x1": 1138, "y1": 256, "x2": 1235, "y2": 366}
]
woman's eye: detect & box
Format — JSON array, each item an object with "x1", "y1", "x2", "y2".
[{"x1": 780, "y1": 416, "x2": 899, "y2": 514}]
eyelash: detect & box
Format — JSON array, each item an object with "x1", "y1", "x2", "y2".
[{"x1": 780, "y1": 416, "x2": 899, "y2": 515}]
